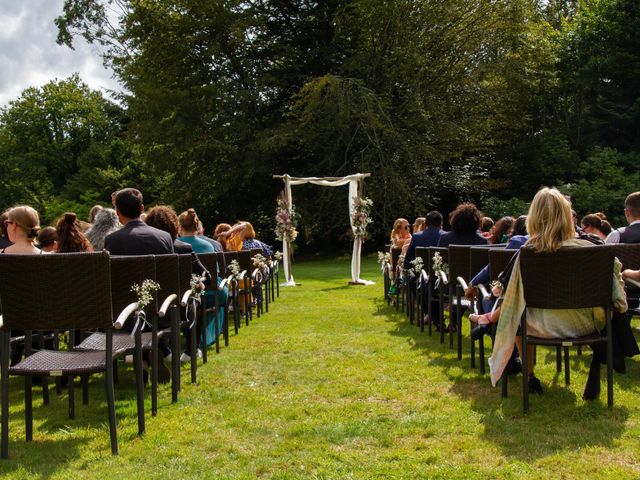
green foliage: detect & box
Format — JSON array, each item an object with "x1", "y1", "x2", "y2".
[
  {"x1": 560, "y1": 147, "x2": 640, "y2": 225},
  {"x1": 480, "y1": 196, "x2": 531, "y2": 221},
  {"x1": 0, "y1": 75, "x2": 139, "y2": 224}
]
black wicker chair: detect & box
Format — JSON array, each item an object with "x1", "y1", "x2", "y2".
[
  {"x1": 0, "y1": 252, "x2": 118, "y2": 457},
  {"x1": 237, "y1": 250, "x2": 253, "y2": 326},
  {"x1": 428, "y1": 247, "x2": 449, "y2": 344},
  {"x1": 501, "y1": 246, "x2": 616, "y2": 412}
]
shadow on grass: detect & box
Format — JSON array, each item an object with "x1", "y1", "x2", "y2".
[{"x1": 374, "y1": 296, "x2": 632, "y2": 461}]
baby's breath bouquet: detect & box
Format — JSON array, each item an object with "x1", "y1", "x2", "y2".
[
  {"x1": 252, "y1": 253, "x2": 268, "y2": 273},
  {"x1": 228, "y1": 259, "x2": 241, "y2": 280},
  {"x1": 432, "y1": 252, "x2": 449, "y2": 276},
  {"x1": 410, "y1": 257, "x2": 424, "y2": 276},
  {"x1": 273, "y1": 251, "x2": 283, "y2": 262},
  {"x1": 190, "y1": 273, "x2": 203, "y2": 297},
  {"x1": 377, "y1": 251, "x2": 391, "y2": 270},
  {"x1": 130, "y1": 279, "x2": 161, "y2": 330}
]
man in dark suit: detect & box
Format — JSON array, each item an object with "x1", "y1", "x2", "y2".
[
  {"x1": 606, "y1": 191, "x2": 640, "y2": 244},
  {"x1": 104, "y1": 188, "x2": 174, "y2": 382},
  {"x1": 403, "y1": 211, "x2": 446, "y2": 269},
  {"x1": 104, "y1": 188, "x2": 174, "y2": 255}
]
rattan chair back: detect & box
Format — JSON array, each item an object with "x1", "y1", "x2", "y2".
[
  {"x1": 222, "y1": 252, "x2": 239, "y2": 277},
  {"x1": 197, "y1": 253, "x2": 219, "y2": 282},
  {"x1": 0, "y1": 252, "x2": 112, "y2": 331},
  {"x1": 237, "y1": 250, "x2": 252, "y2": 273},
  {"x1": 415, "y1": 247, "x2": 429, "y2": 266},
  {"x1": 488, "y1": 249, "x2": 516, "y2": 281},
  {"x1": 110, "y1": 256, "x2": 157, "y2": 317},
  {"x1": 390, "y1": 247, "x2": 402, "y2": 271},
  {"x1": 448, "y1": 245, "x2": 470, "y2": 282},
  {"x1": 469, "y1": 247, "x2": 489, "y2": 279},
  {"x1": 177, "y1": 254, "x2": 193, "y2": 297},
  {"x1": 154, "y1": 254, "x2": 180, "y2": 303},
  {"x1": 519, "y1": 246, "x2": 614, "y2": 309},
  {"x1": 610, "y1": 243, "x2": 640, "y2": 270}
]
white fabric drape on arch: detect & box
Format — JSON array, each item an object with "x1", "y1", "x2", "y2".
[{"x1": 280, "y1": 174, "x2": 373, "y2": 285}]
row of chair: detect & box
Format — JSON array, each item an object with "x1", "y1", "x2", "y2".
[
  {"x1": 0, "y1": 249, "x2": 280, "y2": 458},
  {"x1": 384, "y1": 242, "x2": 640, "y2": 412}
]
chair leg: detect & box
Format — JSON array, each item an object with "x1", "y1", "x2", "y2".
[
  {"x1": 470, "y1": 336, "x2": 476, "y2": 369},
  {"x1": 105, "y1": 335, "x2": 118, "y2": 455},
  {"x1": 1, "y1": 332, "x2": 10, "y2": 458},
  {"x1": 171, "y1": 306, "x2": 180, "y2": 402},
  {"x1": 223, "y1": 306, "x2": 229, "y2": 347},
  {"x1": 522, "y1": 324, "x2": 529, "y2": 413},
  {"x1": 67, "y1": 375, "x2": 74, "y2": 421},
  {"x1": 215, "y1": 298, "x2": 220, "y2": 355},
  {"x1": 134, "y1": 327, "x2": 145, "y2": 435},
  {"x1": 563, "y1": 346, "x2": 570, "y2": 386},
  {"x1": 606, "y1": 315, "x2": 614, "y2": 408},
  {"x1": 479, "y1": 338, "x2": 486, "y2": 375},
  {"x1": 151, "y1": 321, "x2": 158, "y2": 417},
  {"x1": 199, "y1": 304, "x2": 208, "y2": 365},
  {"x1": 556, "y1": 346, "x2": 562, "y2": 373},
  {"x1": 42, "y1": 377, "x2": 50, "y2": 406},
  {"x1": 190, "y1": 323, "x2": 197, "y2": 384}
]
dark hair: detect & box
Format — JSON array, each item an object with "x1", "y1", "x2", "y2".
[
  {"x1": 625, "y1": 192, "x2": 640, "y2": 218},
  {"x1": 146, "y1": 206, "x2": 180, "y2": 240},
  {"x1": 582, "y1": 213, "x2": 612, "y2": 237},
  {"x1": 37, "y1": 226, "x2": 58, "y2": 248},
  {"x1": 425, "y1": 211, "x2": 443, "y2": 227},
  {"x1": 489, "y1": 216, "x2": 514, "y2": 244},
  {"x1": 115, "y1": 188, "x2": 143, "y2": 219},
  {"x1": 56, "y1": 212, "x2": 93, "y2": 253},
  {"x1": 449, "y1": 203, "x2": 482, "y2": 235},
  {"x1": 480, "y1": 217, "x2": 494, "y2": 233},
  {"x1": 1, "y1": 210, "x2": 8, "y2": 239},
  {"x1": 511, "y1": 215, "x2": 527, "y2": 237},
  {"x1": 178, "y1": 208, "x2": 200, "y2": 232}
]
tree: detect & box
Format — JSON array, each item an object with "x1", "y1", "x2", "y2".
[{"x1": 0, "y1": 75, "x2": 139, "y2": 222}]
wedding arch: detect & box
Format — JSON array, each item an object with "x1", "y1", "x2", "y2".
[{"x1": 273, "y1": 173, "x2": 374, "y2": 286}]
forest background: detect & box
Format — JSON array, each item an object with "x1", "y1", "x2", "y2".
[{"x1": 0, "y1": 0, "x2": 638, "y2": 254}]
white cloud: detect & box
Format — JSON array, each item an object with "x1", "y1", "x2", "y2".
[{"x1": 0, "y1": 0, "x2": 124, "y2": 107}]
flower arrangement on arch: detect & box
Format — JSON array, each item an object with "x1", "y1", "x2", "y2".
[
  {"x1": 274, "y1": 192, "x2": 299, "y2": 243},
  {"x1": 351, "y1": 196, "x2": 373, "y2": 238}
]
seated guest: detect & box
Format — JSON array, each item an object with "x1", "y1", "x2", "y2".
[
  {"x1": 390, "y1": 218, "x2": 411, "y2": 249},
  {"x1": 606, "y1": 192, "x2": 640, "y2": 244},
  {"x1": 104, "y1": 188, "x2": 174, "y2": 255},
  {"x1": 403, "y1": 211, "x2": 446, "y2": 269},
  {"x1": 0, "y1": 210, "x2": 13, "y2": 249},
  {"x1": 214, "y1": 223, "x2": 236, "y2": 251},
  {"x1": 489, "y1": 187, "x2": 636, "y2": 398},
  {"x1": 178, "y1": 209, "x2": 215, "y2": 254},
  {"x1": 488, "y1": 216, "x2": 514, "y2": 245},
  {"x1": 88, "y1": 204, "x2": 103, "y2": 224},
  {"x1": 146, "y1": 205, "x2": 226, "y2": 359},
  {"x1": 412, "y1": 217, "x2": 426, "y2": 234},
  {"x1": 437, "y1": 203, "x2": 488, "y2": 248},
  {"x1": 581, "y1": 213, "x2": 611, "y2": 241},
  {"x1": 480, "y1": 216, "x2": 494, "y2": 239},
  {"x1": 221, "y1": 221, "x2": 273, "y2": 256},
  {"x1": 86, "y1": 208, "x2": 120, "y2": 251},
  {"x1": 56, "y1": 212, "x2": 93, "y2": 253},
  {"x1": 510, "y1": 215, "x2": 527, "y2": 238},
  {"x1": 37, "y1": 226, "x2": 58, "y2": 253},
  {"x1": 2, "y1": 205, "x2": 41, "y2": 254},
  {"x1": 196, "y1": 223, "x2": 223, "y2": 252}
]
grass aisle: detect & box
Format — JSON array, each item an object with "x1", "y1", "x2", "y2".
[{"x1": 2, "y1": 255, "x2": 640, "y2": 479}]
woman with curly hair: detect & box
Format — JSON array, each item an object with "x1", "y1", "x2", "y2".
[
  {"x1": 56, "y1": 212, "x2": 93, "y2": 253},
  {"x1": 489, "y1": 216, "x2": 515, "y2": 245},
  {"x1": 437, "y1": 203, "x2": 488, "y2": 248}
]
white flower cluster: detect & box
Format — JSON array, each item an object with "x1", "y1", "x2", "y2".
[
  {"x1": 252, "y1": 253, "x2": 269, "y2": 273},
  {"x1": 432, "y1": 252, "x2": 449, "y2": 276},
  {"x1": 377, "y1": 251, "x2": 391, "y2": 268},
  {"x1": 273, "y1": 251, "x2": 283, "y2": 261},
  {"x1": 131, "y1": 279, "x2": 161, "y2": 312},
  {"x1": 410, "y1": 257, "x2": 424, "y2": 275},
  {"x1": 190, "y1": 273, "x2": 202, "y2": 296},
  {"x1": 228, "y1": 259, "x2": 241, "y2": 278}
]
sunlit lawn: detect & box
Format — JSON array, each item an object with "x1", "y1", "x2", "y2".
[{"x1": 1, "y1": 255, "x2": 640, "y2": 479}]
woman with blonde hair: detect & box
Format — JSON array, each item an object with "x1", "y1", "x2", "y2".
[
  {"x1": 390, "y1": 218, "x2": 411, "y2": 250},
  {"x1": 2, "y1": 205, "x2": 41, "y2": 254},
  {"x1": 489, "y1": 187, "x2": 630, "y2": 397}
]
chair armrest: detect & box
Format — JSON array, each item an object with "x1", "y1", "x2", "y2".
[
  {"x1": 456, "y1": 277, "x2": 469, "y2": 290},
  {"x1": 0, "y1": 314, "x2": 3, "y2": 329},
  {"x1": 421, "y1": 270, "x2": 428, "y2": 282},
  {"x1": 219, "y1": 277, "x2": 230, "y2": 290},
  {"x1": 252, "y1": 268, "x2": 263, "y2": 282},
  {"x1": 625, "y1": 278, "x2": 640, "y2": 289},
  {"x1": 180, "y1": 290, "x2": 192, "y2": 307},
  {"x1": 477, "y1": 283, "x2": 490, "y2": 298},
  {"x1": 438, "y1": 271, "x2": 448, "y2": 285},
  {"x1": 238, "y1": 270, "x2": 247, "y2": 280},
  {"x1": 158, "y1": 293, "x2": 178, "y2": 318},
  {"x1": 114, "y1": 302, "x2": 139, "y2": 330}
]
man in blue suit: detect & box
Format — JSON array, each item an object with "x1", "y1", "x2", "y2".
[{"x1": 403, "y1": 211, "x2": 446, "y2": 270}]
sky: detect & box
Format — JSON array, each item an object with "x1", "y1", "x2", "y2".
[{"x1": 0, "y1": 0, "x2": 123, "y2": 108}]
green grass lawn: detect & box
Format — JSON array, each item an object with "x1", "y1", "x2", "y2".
[{"x1": 2, "y1": 255, "x2": 640, "y2": 479}]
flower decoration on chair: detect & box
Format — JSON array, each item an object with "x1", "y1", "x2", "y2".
[
  {"x1": 275, "y1": 193, "x2": 299, "y2": 243},
  {"x1": 273, "y1": 251, "x2": 283, "y2": 262},
  {"x1": 432, "y1": 252, "x2": 449, "y2": 277},
  {"x1": 190, "y1": 273, "x2": 203, "y2": 297},
  {"x1": 130, "y1": 279, "x2": 161, "y2": 330},
  {"x1": 410, "y1": 257, "x2": 424, "y2": 277},
  {"x1": 227, "y1": 259, "x2": 241, "y2": 281},
  {"x1": 377, "y1": 251, "x2": 392, "y2": 272},
  {"x1": 252, "y1": 253, "x2": 269, "y2": 273},
  {"x1": 351, "y1": 196, "x2": 373, "y2": 239}
]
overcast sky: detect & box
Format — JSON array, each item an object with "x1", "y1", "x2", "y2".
[{"x1": 0, "y1": 0, "x2": 123, "y2": 108}]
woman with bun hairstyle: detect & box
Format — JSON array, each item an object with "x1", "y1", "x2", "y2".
[
  {"x1": 178, "y1": 208, "x2": 215, "y2": 253},
  {"x1": 2, "y1": 205, "x2": 41, "y2": 254},
  {"x1": 37, "y1": 226, "x2": 58, "y2": 253},
  {"x1": 55, "y1": 212, "x2": 93, "y2": 253}
]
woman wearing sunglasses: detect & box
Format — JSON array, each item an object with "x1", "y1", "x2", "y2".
[{"x1": 1, "y1": 205, "x2": 41, "y2": 254}]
